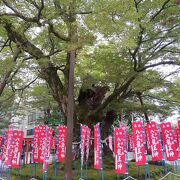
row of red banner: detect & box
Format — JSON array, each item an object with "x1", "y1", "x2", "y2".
[
  {"x1": 0, "y1": 121, "x2": 180, "y2": 174},
  {"x1": 0, "y1": 126, "x2": 24, "y2": 169}
]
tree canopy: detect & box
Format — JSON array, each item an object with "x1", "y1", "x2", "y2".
[{"x1": 0, "y1": 1, "x2": 179, "y2": 177}]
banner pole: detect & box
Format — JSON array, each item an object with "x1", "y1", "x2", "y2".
[
  {"x1": 44, "y1": 126, "x2": 49, "y2": 180},
  {"x1": 85, "y1": 126, "x2": 91, "y2": 180},
  {"x1": 125, "y1": 125, "x2": 128, "y2": 179},
  {"x1": 55, "y1": 127, "x2": 58, "y2": 180},
  {"x1": 18, "y1": 153, "x2": 23, "y2": 180},
  {"x1": 85, "y1": 159, "x2": 88, "y2": 180},
  {"x1": 7, "y1": 125, "x2": 14, "y2": 180},
  {"x1": 80, "y1": 124, "x2": 83, "y2": 179},
  {"x1": 98, "y1": 123, "x2": 104, "y2": 180},
  {"x1": 0, "y1": 131, "x2": 6, "y2": 178},
  {"x1": 143, "y1": 120, "x2": 151, "y2": 180},
  {"x1": 158, "y1": 125, "x2": 167, "y2": 175}
]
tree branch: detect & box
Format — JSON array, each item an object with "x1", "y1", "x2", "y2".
[
  {"x1": 0, "y1": 38, "x2": 9, "y2": 53},
  {"x1": 37, "y1": 0, "x2": 45, "y2": 21},
  {"x1": 148, "y1": 40, "x2": 176, "y2": 60},
  {"x1": 88, "y1": 75, "x2": 137, "y2": 116},
  {"x1": 143, "y1": 94, "x2": 180, "y2": 104},
  {"x1": 150, "y1": 0, "x2": 171, "y2": 21},
  {"x1": 48, "y1": 22, "x2": 70, "y2": 41},
  {"x1": 75, "y1": 11, "x2": 93, "y2": 15},
  {"x1": 2, "y1": 0, "x2": 38, "y2": 23},
  {"x1": 15, "y1": 77, "x2": 38, "y2": 91},
  {"x1": 136, "y1": 61, "x2": 180, "y2": 72}
]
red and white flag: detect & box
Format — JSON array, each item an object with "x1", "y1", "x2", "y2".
[
  {"x1": 57, "y1": 126, "x2": 66, "y2": 162},
  {"x1": 128, "y1": 134, "x2": 134, "y2": 152},
  {"x1": 86, "y1": 127, "x2": 91, "y2": 162},
  {"x1": 175, "y1": 128, "x2": 180, "y2": 148},
  {"x1": 81, "y1": 125, "x2": 87, "y2": 166},
  {"x1": 132, "y1": 121, "x2": 146, "y2": 166},
  {"x1": 38, "y1": 125, "x2": 47, "y2": 163},
  {"x1": 4, "y1": 126, "x2": 14, "y2": 167},
  {"x1": 178, "y1": 120, "x2": 180, "y2": 129},
  {"x1": 43, "y1": 127, "x2": 53, "y2": 173},
  {"x1": 51, "y1": 137, "x2": 56, "y2": 150},
  {"x1": 0, "y1": 136, "x2": 2, "y2": 148},
  {"x1": 146, "y1": 122, "x2": 162, "y2": 161},
  {"x1": 11, "y1": 130, "x2": 24, "y2": 168},
  {"x1": 144, "y1": 125, "x2": 151, "y2": 153},
  {"x1": 32, "y1": 126, "x2": 40, "y2": 163},
  {"x1": 94, "y1": 123, "x2": 101, "y2": 170},
  {"x1": 114, "y1": 127, "x2": 126, "y2": 174},
  {"x1": 109, "y1": 135, "x2": 113, "y2": 152},
  {"x1": 160, "y1": 122, "x2": 178, "y2": 161}
]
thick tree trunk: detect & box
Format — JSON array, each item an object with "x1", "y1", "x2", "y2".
[
  {"x1": 64, "y1": 51, "x2": 76, "y2": 180},
  {"x1": 101, "y1": 110, "x2": 117, "y2": 155}
]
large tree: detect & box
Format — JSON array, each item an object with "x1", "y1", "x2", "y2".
[{"x1": 0, "y1": 0, "x2": 179, "y2": 178}]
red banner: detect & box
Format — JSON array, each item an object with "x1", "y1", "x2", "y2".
[
  {"x1": 132, "y1": 121, "x2": 146, "y2": 166},
  {"x1": 144, "y1": 125, "x2": 151, "y2": 153},
  {"x1": 4, "y1": 127, "x2": 14, "y2": 167},
  {"x1": 32, "y1": 126, "x2": 40, "y2": 163},
  {"x1": 146, "y1": 122, "x2": 162, "y2": 161},
  {"x1": 128, "y1": 134, "x2": 134, "y2": 152},
  {"x1": 109, "y1": 136, "x2": 113, "y2": 152},
  {"x1": 86, "y1": 127, "x2": 91, "y2": 162},
  {"x1": 114, "y1": 128, "x2": 126, "y2": 174},
  {"x1": 178, "y1": 120, "x2": 180, "y2": 129},
  {"x1": 81, "y1": 125, "x2": 87, "y2": 166},
  {"x1": 51, "y1": 137, "x2": 56, "y2": 149},
  {"x1": 38, "y1": 125, "x2": 46, "y2": 163},
  {"x1": 57, "y1": 126, "x2": 66, "y2": 162},
  {"x1": 160, "y1": 122, "x2": 178, "y2": 161},
  {"x1": 94, "y1": 123, "x2": 101, "y2": 170},
  {"x1": 43, "y1": 127, "x2": 53, "y2": 173},
  {"x1": 175, "y1": 128, "x2": 180, "y2": 148},
  {"x1": 11, "y1": 130, "x2": 24, "y2": 168},
  {"x1": 0, "y1": 136, "x2": 2, "y2": 148}
]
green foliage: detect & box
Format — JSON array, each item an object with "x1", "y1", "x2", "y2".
[{"x1": 29, "y1": 85, "x2": 58, "y2": 109}]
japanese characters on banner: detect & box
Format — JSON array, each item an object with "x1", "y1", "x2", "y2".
[
  {"x1": 32, "y1": 126, "x2": 39, "y2": 163},
  {"x1": 80, "y1": 125, "x2": 87, "y2": 166},
  {"x1": 43, "y1": 127, "x2": 53, "y2": 173},
  {"x1": 94, "y1": 123, "x2": 102, "y2": 170},
  {"x1": 160, "y1": 122, "x2": 178, "y2": 161},
  {"x1": 128, "y1": 134, "x2": 134, "y2": 152},
  {"x1": 38, "y1": 125, "x2": 47, "y2": 163},
  {"x1": 52, "y1": 137, "x2": 56, "y2": 149},
  {"x1": 86, "y1": 127, "x2": 91, "y2": 162},
  {"x1": 4, "y1": 126, "x2": 14, "y2": 168},
  {"x1": 57, "y1": 126, "x2": 67, "y2": 162},
  {"x1": 175, "y1": 128, "x2": 180, "y2": 149},
  {"x1": 109, "y1": 135, "x2": 113, "y2": 152},
  {"x1": 132, "y1": 121, "x2": 146, "y2": 166},
  {"x1": 0, "y1": 136, "x2": 2, "y2": 148},
  {"x1": 80, "y1": 125, "x2": 91, "y2": 166},
  {"x1": 146, "y1": 122, "x2": 162, "y2": 161},
  {"x1": 11, "y1": 130, "x2": 24, "y2": 168},
  {"x1": 144, "y1": 125, "x2": 151, "y2": 153},
  {"x1": 178, "y1": 120, "x2": 180, "y2": 129},
  {"x1": 114, "y1": 128, "x2": 126, "y2": 174}
]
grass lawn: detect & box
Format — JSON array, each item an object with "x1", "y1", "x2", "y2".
[{"x1": 2, "y1": 158, "x2": 174, "y2": 180}]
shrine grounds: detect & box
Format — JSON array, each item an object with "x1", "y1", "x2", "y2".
[{"x1": 2, "y1": 158, "x2": 173, "y2": 180}]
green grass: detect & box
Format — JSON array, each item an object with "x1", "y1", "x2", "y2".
[{"x1": 2, "y1": 158, "x2": 175, "y2": 180}]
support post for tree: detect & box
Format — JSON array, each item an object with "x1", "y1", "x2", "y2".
[{"x1": 64, "y1": 51, "x2": 76, "y2": 180}]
